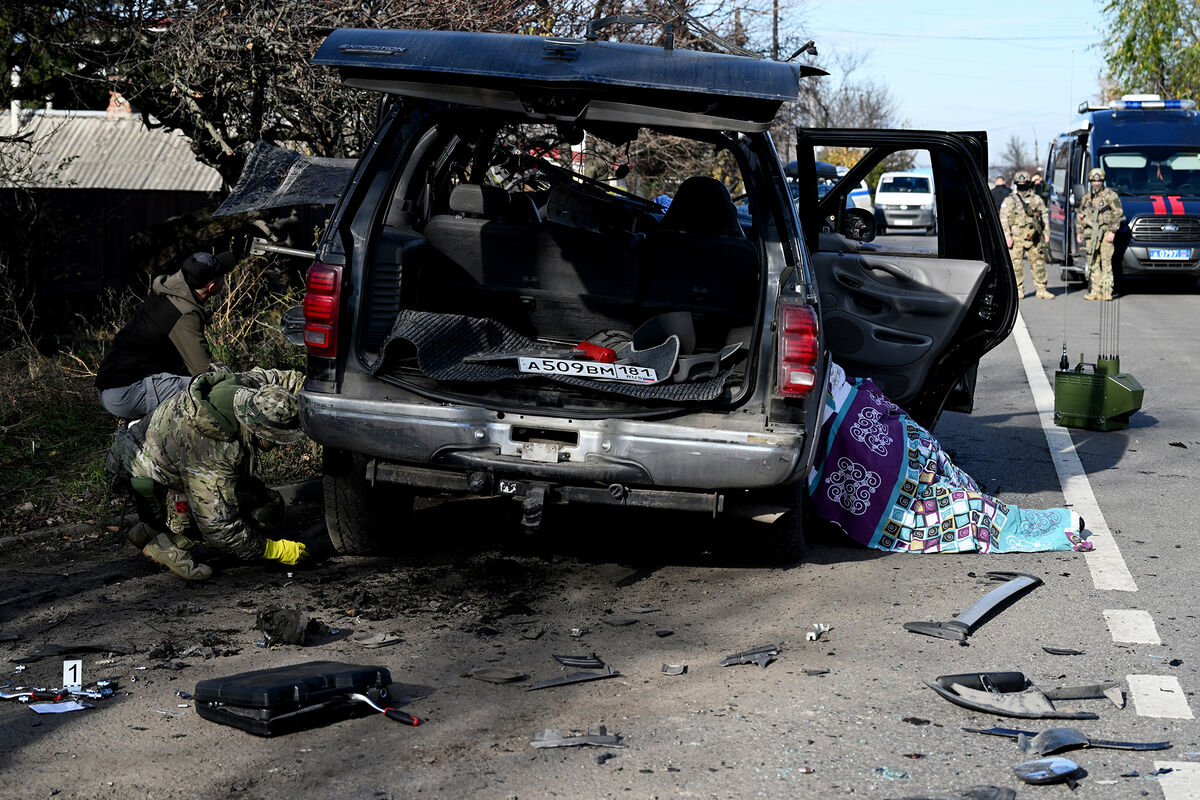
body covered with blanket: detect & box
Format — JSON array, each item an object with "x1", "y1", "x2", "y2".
[{"x1": 808, "y1": 363, "x2": 1091, "y2": 554}]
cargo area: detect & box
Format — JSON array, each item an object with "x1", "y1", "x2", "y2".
[{"x1": 353, "y1": 117, "x2": 766, "y2": 409}]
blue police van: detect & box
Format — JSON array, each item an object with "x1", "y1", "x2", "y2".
[{"x1": 1046, "y1": 94, "x2": 1200, "y2": 284}]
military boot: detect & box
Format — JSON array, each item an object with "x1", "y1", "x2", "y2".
[
  {"x1": 1035, "y1": 287, "x2": 1054, "y2": 299},
  {"x1": 126, "y1": 521, "x2": 161, "y2": 549},
  {"x1": 143, "y1": 533, "x2": 213, "y2": 580}
]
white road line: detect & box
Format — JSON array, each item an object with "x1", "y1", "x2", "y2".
[
  {"x1": 1012, "y1": 313, "x2": 1138, "y2": 592},
  {"x1": 1155, "y1": 761, "x2": 1200, "y2": 800},
  {"x1": 1104, "y1": 609, "x2": 1163, "y2": 644},
  {"x1": 1127, "y1": 674, "x2": 1195, "y2": 719}
]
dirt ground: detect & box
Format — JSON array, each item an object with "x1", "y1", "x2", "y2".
[{"x1": 0, "y1": 479, "x2": 1191, "y2": 800}]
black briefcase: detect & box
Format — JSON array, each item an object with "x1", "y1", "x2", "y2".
[{"x1": 193, "y1": 660, "x2": 392, "y2": 736}]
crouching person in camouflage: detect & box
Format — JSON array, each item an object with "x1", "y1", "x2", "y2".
[{"x1": 108, "y1": 367, "x2": 310, "y2": 580}]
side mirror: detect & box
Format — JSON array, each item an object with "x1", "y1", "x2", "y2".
[
  {"x1": 840, "y1": 207, "x2": 877, "y2": 242},
  {"x1": 1071, "y1": 183, "x2": 1086, "y2": 206}
]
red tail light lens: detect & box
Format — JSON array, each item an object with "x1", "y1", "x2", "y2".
[
  {"x1": 776, "y1": 302, "x2": 819, "y2": 398},
  {"x1": 303, "y1": 263, "x2": 342, "y2": 358}
]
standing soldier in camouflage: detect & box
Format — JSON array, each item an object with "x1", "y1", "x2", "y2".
[
  {"x1": 999, "y1": 171, "x2": 1053, "y2": 299},
  {"x1": 108, "y1": 367, "x2": 311, "y2": 580},
  {"x1": 1076, "y1": 167, "x2": 1124, "y2": 301}
]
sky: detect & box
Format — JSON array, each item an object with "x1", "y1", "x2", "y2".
[{"x1": 795, "y1": 0, "x2": 1109, "y2": 174}]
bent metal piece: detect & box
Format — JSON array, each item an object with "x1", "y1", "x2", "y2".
[
  {"x1": 904, "y1": 572, "x2": 1042, "y2": 641},
  {"x1": 719, "y1": 644, "x2": 781, "y2": 669},
  {"x1": 530, "y1": 726, "x2": 625, "y2": 749},
  {"x1": 962, "y1": 725, "x2": 1171, "y2": 755},
  {"x1": 553, "y1": 653, "x2": 606, "y2": 669},
  {"x1": 527, "y1": 666, "x2": 620, "y2": 691}
]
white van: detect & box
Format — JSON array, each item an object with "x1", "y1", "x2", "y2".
[{"x1": 874, "y1": 171, "x2": 936, "y2": 234}]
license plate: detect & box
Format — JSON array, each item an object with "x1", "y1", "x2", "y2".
[
  {"x1": 1149, "y1": 247, "x2": 1190, "y2": 260},
  {"x1": 517, "y1": 357, "x2": 658, "y2": 383},
  {"x1": 894, "y1": 218, "x2": 912, "y2": 225}
]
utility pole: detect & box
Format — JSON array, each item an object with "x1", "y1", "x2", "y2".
[{"x1": 772, "y1": 0, "x2": 779, "y2": 60}]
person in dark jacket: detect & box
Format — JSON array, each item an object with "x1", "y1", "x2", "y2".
[
  {"x1": 95, "y1": 251, "x2": 236, "y2": 419},
  {"x1": 990, "y1": 176, "x2": 1011, "y2": 212}
]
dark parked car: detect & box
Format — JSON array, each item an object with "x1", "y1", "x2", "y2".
[{"x1": 219, "y1": 27, "x2": 1017, "y2": 562}]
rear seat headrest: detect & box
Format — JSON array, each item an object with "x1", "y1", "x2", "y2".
[
  {"x1": 449, "y1": 184, "x2": 509, "y2": 218},
  {"x1": 659, "y1": 176, "x2": 743, "y2": 237}
]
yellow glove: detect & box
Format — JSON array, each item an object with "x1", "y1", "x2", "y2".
[{"x1": 263, "y1": 539, "x2": 309, "y2": 565}]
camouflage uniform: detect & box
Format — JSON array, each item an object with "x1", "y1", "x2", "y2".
[
  {"x1": 1076, "y1": 168, "x2": 1124, "y2": 300},
  {"x1": 112, "y1": 368, "x2": 305, "y2": 569},
  {"x1": 999, "y1": 172, "x2": 1051, "y2": 298}
]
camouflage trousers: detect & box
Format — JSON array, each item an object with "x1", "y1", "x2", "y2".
[
  {"x1": 1087, "y1": 238, "x2": 1116, "y2": 298},
  {"x1": 127, "y1": 475, "x2": 283, "y2": 546},
  {"x1": 1009, "y1": 238, "x2": 1047, "y2": 294}
]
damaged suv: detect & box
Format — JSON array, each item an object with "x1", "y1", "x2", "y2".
[{"x1": 221, "y1": 26, "x2": 1016, "y2": 561}]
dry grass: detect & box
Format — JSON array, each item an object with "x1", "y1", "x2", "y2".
[{"x1": 0, "y1": 255, "x2": 317, "y2": 538}]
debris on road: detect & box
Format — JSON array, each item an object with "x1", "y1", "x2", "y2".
[
  {"x1": 660, "y1": 663, "x2": 687, "y2": 676},
  {"x1": 11, "y1": 642, "x2": 133, "y2": 662},
  {"x1": 530, "y1": 726, "x2": 624, "y2": 749},
  {"x1": 255, "y1": 607, "x2": 330, "y2": 645},
  {"x1": 466, "y1": 667, "x2": 528, "y2": 684},
  {"x1": 719, "y1": 643, "x2": 780, "y2": 669},
  {"x1": 925, "y1": 672, "x2": 1102, "y2": 720},
  {"x1": 806, "y1": 623, "x2": 830, "y2": 642},
  {"x1": 350, "y1": 632, "x2": 402, "y2": 649},
  {"x1": 30, "y1": 700, "x2": 92, "y2": 714},
  {"x1": 963, "y1": 725, "x2": 1170, "y2": 754},
  {"x1": 904, "y1": 572, "x2": 1041, "y2": 642},
  {"x1": 896, "y1": 787, "x2": 1015, "y2": 800},
  {"x1": 527, "y1": 666, "x2": 620, "y2": 691},
  {"x1": 1042, "y1": 646, "x2": 1085, "y2": 655},
  {"x1": 553, "y1": 653, "x2": 605, "y2": 669},
  {"x1": 1012, "y1": 756, "x2": 1084, "y2": 786}
]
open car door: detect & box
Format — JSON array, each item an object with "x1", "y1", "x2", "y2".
[{"x1": 796, "y1": 129, "x2": 1017, "y2": 427}]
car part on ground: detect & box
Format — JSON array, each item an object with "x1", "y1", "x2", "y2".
[
  {"x1": 526, "y1": 666, "x2": 621, "y2": 691},
  {"x1": 903, "y1": 572, "x2": 1042, "y2": 642},
  {"x1": 1011, "y1": 756, "x2": 1085, "y2": 786},
  {"x1": 530, "y1": 726, "x2": 624, "y2": 748},
  {"x1": 962, "y1": 725, "x2": 1170, "y2": 754},
  {"x1": 925, "y1": 672, "x2": 1106, "y2": 720},
  {"x1": 719, "y1": 643, "x2": 780, "y2": 669}
]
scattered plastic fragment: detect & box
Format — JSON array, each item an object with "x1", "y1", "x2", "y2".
[
  {"x1": 1012, "y1": 756, "x2": 1084, "y2": 785},
  {"x1": 1148, "y1": 767, "x2": 1174, "y2": 776},
  {"x1": 904, "y1": 572, "x2": 1041, "y2": 642},
  {"x1": 660, "y1": 664, "x2": 687, "y2": 676},
  {"x1": 467, "y1": 667, "x2": 528, "y2": 684},
  {"x1": 530, "y1": 726, "x2": 625, "y2": 748},
  {"x1": 963, "y1": 725, "x2": 1170, "y2": 754},
  {"x1": 896, "y1": 787, "x2": 1014, "y2": 800},
  {"x1": 627, "y1": 606, "x2": 659, "y2": 614},
  {"x1": 30, "y1": 700, "x2": 92, "y2": 714},
  {"x1": 806, "y1": 623, "x2": 830, "y2": 642},
  {"x1": 527, "y1": 666, "x2": 620, "y2": 691},
  {"x1": 719, "y1": 644, "x2": 780, "y2": 669},
  {"x1": 903, "y1": 753, "x2": 926, "y2": 759},
  {"x1": 175, "y1": 691, "x2": 192, "y2": 699},
  {"x1": 925, "y1": 672, "x2": 1102, "y2": 720},
  {"x1": 804, "y1": 669, "x2": 830, "y2": 676},
  {"x1": 569, "y1": 628, "x2": 585, "y2": 638},
  {"x1": 1120, "y1": 770, "x2": 1139, "y2": 777},
  {"x1": 1042, "y1": 647, "x2": 1085, "y2": 656},
  {"x1": 351, "y1": 632, "x2": 402, "y2": 649},
  {"x1": 654, "y1": 630, "x2": 673, "y2": 638},
  {"x1": 873, "y1": 766, "x2": 910, "y2": 780},
  {"x1": 553, "y1": 653, "x2": 605, "y2": 669},
  {"x1": 596, "y1": 752, "x2": 617, "y2": 765},
  {"x1": 902, "y1": 717, "x2": 931, "y2": 726},
  {"x1": 797, "y1": 767, "x2": 814, "y2": 774}
]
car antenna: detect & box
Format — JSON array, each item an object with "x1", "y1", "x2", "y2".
[{"x1": 663, "y1": 0, "x2": 761, "y2": 58}]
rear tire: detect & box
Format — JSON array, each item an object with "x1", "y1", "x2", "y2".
[{"x1": 323, "y1": 449, "x2": 413, "y2": 555}]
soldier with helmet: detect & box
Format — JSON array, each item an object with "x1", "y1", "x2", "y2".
[
  {"x1": 1076, "y1": 167, "x2": 1124, "y2": 301},
  {"x1": 106, "y1": 367, "x2": 312, "y2": 580},
  {"x1": 999, "y1": 170, "x2": 1053, "y2": 299}
]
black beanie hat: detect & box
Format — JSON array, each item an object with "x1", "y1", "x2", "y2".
[{"x1": 180, "y1": 251, "x2": 236, "y2": 289}]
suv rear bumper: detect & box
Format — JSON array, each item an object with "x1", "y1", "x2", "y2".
[{"x1": 301, "y1": 392, "x2": 805, "y2": 491}]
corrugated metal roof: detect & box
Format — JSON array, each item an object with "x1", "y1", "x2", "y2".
[{"x1": 0, "y1": 109, "x2": 223, "y2": 192}]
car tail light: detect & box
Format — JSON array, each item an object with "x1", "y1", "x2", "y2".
[
  {"x1": 776, "y1": 301, "x2": 819, "y2": 398},
  {"x1": 303, "y1": 263, "x2": 343, "y2": 359}
]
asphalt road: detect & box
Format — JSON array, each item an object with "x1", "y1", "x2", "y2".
[{"x1": 1, "y1": 254, "x2": 1197, "y2": 799}]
